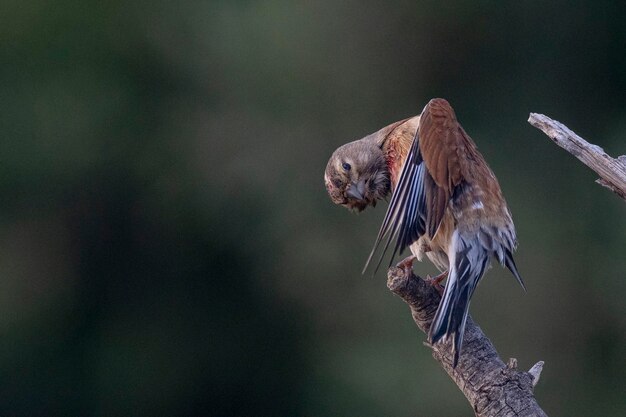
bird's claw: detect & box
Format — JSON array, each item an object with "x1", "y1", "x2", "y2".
[{"x1": 425, "y1": 270, "x2": 447, "y2": 295}]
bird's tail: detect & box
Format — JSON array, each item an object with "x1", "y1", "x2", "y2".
[{"x1": 429, "y1": 232, "x2": 489, "y2": 367}]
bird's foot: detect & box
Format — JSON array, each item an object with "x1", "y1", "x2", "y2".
[
  {"x1": 425, "y1": 270, "x2": 447, "y2": 295},
  {"x1": 396, "y1": 255, "x2": 416, "y2": 277}
]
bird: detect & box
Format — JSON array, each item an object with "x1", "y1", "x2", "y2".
[{"x1": 324, "y1": 98, "x2": 524, "y2": 367}]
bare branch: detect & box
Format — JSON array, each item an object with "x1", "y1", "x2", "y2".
[
  {"x1": 387, "y1": 266, "x2": 547, "y2": 417},
  {"x1": 528, "y1": 113, "x2": 626, "y2": 201}
]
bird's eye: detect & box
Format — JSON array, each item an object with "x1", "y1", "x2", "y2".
[{"x1": 342, "y1": 162, "x2": 351, "y2": 171}]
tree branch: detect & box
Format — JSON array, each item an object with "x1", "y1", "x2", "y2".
[
  {"x1": 387, "y1": 266, "x2": 547, "y2": 417},
  {"x1": 528, "y1": 113, "x2": 626, "y2": 201}
]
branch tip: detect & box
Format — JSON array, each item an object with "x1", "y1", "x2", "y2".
[
  {"x1": 528, "y1": 361, "x2": 545, "y2": 387},
  {"x1": 386, "y1": 266, "x2": 408, "y2": 292}
]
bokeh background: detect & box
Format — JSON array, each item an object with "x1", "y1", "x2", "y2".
[{"x1": 1, "y1": 1, "x2": 625, "y2": 416}]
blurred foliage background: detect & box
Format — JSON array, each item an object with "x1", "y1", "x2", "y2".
[{"x1": 0, "y1": 1, "x2": 625, "y2": 416}]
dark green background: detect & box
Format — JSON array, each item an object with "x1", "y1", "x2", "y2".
[{"x1": 1, "y1": 1, "x2": 625, "y2": 416}]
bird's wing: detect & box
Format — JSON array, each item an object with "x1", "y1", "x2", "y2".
[
  {"x1": 421, "y1": 100, "x2": 525, "y2": 290},
  {"x1": 363, "y1": 98, "x2": 466, "y2": 273},
  {"x1": 418, "y1": 98, "x2": 466, "y2": 237},
  {"x1": 363, "y1": 119, "x2": 427, "y2": 273}
]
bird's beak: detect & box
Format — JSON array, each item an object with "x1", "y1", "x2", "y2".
[{"x1": 346, "y1": 179, "x2": 367, "y2": 201}]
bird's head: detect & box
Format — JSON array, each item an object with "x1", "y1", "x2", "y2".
[{"x1": 324, "y1": 139, "x2": 390, "y2": 212}]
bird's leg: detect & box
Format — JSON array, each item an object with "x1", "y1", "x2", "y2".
[
  {"x1": 397, "y1": 255, "x2": 416, "y2": 277},
  {"x1": 425, "y1": 270, "x2": 447, "y2": 295}
]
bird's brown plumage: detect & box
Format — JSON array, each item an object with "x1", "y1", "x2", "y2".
[
  {"x1": 378, "y1": 118, "x2": 417, "y2": 187},
  {"x1": 325, "y1": 98, "x2": 523, "y2": 367},
  {"x1": 419, "y1": 99, "x2": 464, "y2": 238}
]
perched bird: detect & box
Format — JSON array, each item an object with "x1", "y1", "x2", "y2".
[{"x1": 324, "y1": 98, "x2": 524, "y2": 367}]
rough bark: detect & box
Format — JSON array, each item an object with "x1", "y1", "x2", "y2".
[
  {"x1": 528, "y1": 113, "x2": 626, "y2": 201},
  {"x1": 387, "y1": 266, "x2": 547, "y2": 417}
]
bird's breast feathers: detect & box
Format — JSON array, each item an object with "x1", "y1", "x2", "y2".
[{"x1": 381, "y1": 116, "x2": 419, "y2": 189}]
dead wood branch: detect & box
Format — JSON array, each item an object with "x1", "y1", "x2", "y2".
[
  {"x1": 387, "y1": 266, "x2": 547, "y2": 417},
  {"x1": 528, "y1": 113, "x2": 626, "y2": 201}
]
